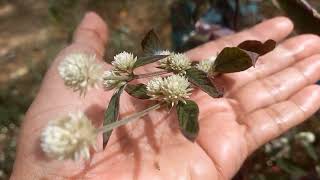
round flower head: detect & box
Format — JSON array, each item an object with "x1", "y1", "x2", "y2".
[
  {"x1": 147, "y1": 75, "x2": 193, "y2": 106},
  {"x1": 159, "y1": 53, "x2": 191, "y2": 74},
  {"x1": 112, "y1": 51, "x2": 137, "y2": 73},
  {"x1": 41, "y1": 111, "x2": 97, "y2": 161},
  {"x1": 102, "y1": 70, "x2": 127, "y2": 90},
  {"x1": 196, "y1": 56, "x2": 216, "y2": 73},
  {"x1": 145, "y1": 76, "x2": 163, "y2": 95},
  {"x1": 58, "y1": 53, "x2": 103, "y2": 96}
]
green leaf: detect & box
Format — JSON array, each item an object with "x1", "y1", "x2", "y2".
[
  {"x1": 177, "y1": 100, "x2": 199, "y2": 141},
  {"x1": 125, "y1": 84, "x2": 150, "y2": 99},
  {"x1": 273, "y1": 0, "x2": 320, "y2": 35},
  {"x1": 237, "y1": 39, "x2": 276, "y2": 56},
  {"x1": 186, "y1": 67, "x2": 223, "y2": 98},
  {"x1": 133, "y1": 55, "x2": 168, "y2": 68},
  {"x1": 141, "y1": 29, "x2": 162, "y2": 55},
  {"x1": 213, "y1": 47, "x2": 259, "y2": 73},
  {"x1": 276, "y1": 158, "x2": 306, "y2": 177},
  {"x1": 103, "y1": 85, "x2": 125, "y2": 147}
]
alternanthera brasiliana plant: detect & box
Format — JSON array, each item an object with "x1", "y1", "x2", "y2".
[{"x1": 40, "y1": 30, "x2": 276, "y2": 161}]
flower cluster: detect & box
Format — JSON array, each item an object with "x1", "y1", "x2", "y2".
[
  {"x1": 46, "y1": 30, "x2": 271, "y2": 162},
  {"x1": 147, "y1": 75, "x2": 193, "y2": 106},
  {"x1": 111, "y1": 51, "x2": 137, "y2": 73},
  {"x1": 41, "y1": 112, "x2": 97, "y2": 161},
  {"x1": 102, "y1": 51, "x2": 137, "y2": 90},
  {"x1": 159, "y1": 53, "x2": 191, "y2": 74},
  {"x1": 58, "y1": 53, "x2": 103, "y2": 95}
]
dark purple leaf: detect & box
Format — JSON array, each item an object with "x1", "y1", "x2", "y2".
[
  {"x1": 177, "y1": 100, "x2": 199, "y2": 142},
  {"x1": 213, "y1": 47, "x2": 259, "y2": 73},
  {"x1": 141, "y1": 29, "x2": 162, "y2": 55},
  {"x1": 103, "y1": 85, "x2": 125, "y2": 148},
  {"x1": 186, "y1": 67, "x2": 223, "y2": 98},
  {"x1": 125, "y1": 84, "x2": 150, "y2": 99},
  {"x1": 237, "y1": 39, "x2": 276, "y2": 56}
]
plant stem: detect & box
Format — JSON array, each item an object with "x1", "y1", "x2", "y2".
[
  {"x1": 104, "y1": 71, "x2": 168, "y2": 81},
  {"x1": 134, "y1": 70, "x2": 169, "y2": 79},
  {"x1": 100, "y1": 103, "x2": 163, "y2": 133},
  {"x1": 103, "y1": 76, "x2": 131, "y2": 81}
]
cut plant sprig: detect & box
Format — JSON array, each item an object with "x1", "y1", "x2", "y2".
[{"x1": 48, "y1": 29, "x2": 277, "y2": 161}]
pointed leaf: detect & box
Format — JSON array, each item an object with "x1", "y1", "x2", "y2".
[
  {"x1": 103, "y1": 85, "x2": 125, "y2": 147},
  {"x1": 213, "y1": 47, "x2": 259, "y2": 73},
  {"x1": 177, "y1": 100, "x2": 199, "y2": 141},
  {"x1": 125, "y1": 84, "x2": 150, "y2": 99},
  {"x1": 133, "y1": 55, "x2": 168, "y2": 68},
  {"x1": 186, "y1": 67, "x2": 223, "y2": 98},
  {"x1": 237, "y1": 39, "x2": 276, "y2": 56},
  {"x1": 141, "y1": 29, "x2": 162, "y2": 55}
]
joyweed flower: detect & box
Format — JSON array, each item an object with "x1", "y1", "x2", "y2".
[
  {"x1": 112, "y1": 51, "x2": 137, "y2": 73},
  {"x1": 159, "y1": 53, "x2": 191, "y2": 74},
  {"x1": 41, "y1": 111, "x2": 97, "y2": 161},
  {"x1": 102, "y1": 70, "x2": 127, "y2": 90},
  {"x1": 146, "y1": 74, "x2": 193, "y2": 106},
  {"x1": 196, "y1": 56, "x2": 216, "y2": 73},
  {"x1": 58, "y1": 53, "x2": 103, "y2": 96}
]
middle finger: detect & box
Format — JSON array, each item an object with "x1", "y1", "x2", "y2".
[{"x1": 231, "y1": 53, "x2": 320, "y2": 114}]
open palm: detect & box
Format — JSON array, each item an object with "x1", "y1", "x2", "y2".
[{"x1": 11, "y1": 12, "x2": 320, "y2": 180}]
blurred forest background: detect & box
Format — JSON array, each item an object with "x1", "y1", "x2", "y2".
[{"x1": 0, "y1": 0, "x2": 320, "y2": 179}]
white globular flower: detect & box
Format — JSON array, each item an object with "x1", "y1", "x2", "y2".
[
  {"x1": 41, "y1": 111, "x2": 97, "y2": 161},
  {"x1": 196, "y1": 56, "x2": 216, "y2": 73},
  {"x1": 159, "y1": 53, "x2": 191, "y2": 74},
  {"x1": 111, "y1": 51, "x2": 137, "y2": 73},
  {"x1": 145, "y1": 76, "x2": 163, "y2": 95},
  {"x1": 102, "y1": 70, "x2": 127, "y2": 90},
  {"x1": 146, "y1": 75, "x2": 193, "y2": 106},
  {"x1": 295, "y1": 131, "x2": 316, "y2": 144},
  {"x1": 58, "y1": 53, "x2": 103, "y2": 96}
]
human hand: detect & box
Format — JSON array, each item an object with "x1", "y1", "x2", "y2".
[{"x1": 11, "y1": 12, "x2": 320, "y2": 180}]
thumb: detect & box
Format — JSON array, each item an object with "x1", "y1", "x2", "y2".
[{"x1": 12, "y1": 12, "x2": 111, "y2": 179}]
